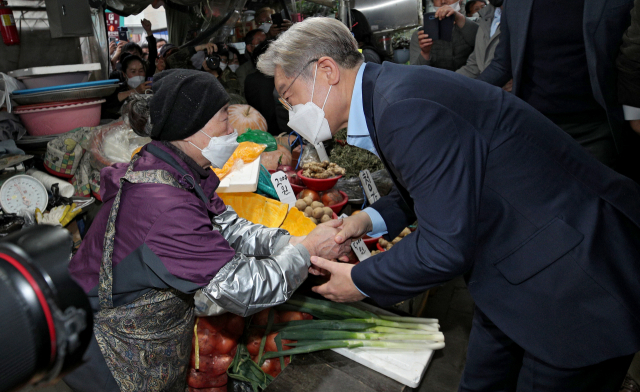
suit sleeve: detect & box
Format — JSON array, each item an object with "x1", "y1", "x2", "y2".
[
  {"x1": 352, "y1": 100, "x2": 487, "y2": 305},
  {"x1": 476, "y1": 2, "x2": 512, "y2": 87},
  {"x1": 370, "y1": 185, "x2": 417, "y2": 240}
]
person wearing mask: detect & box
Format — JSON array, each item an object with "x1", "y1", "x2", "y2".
[
  {"x1": 102, "y1": 54, "x2": 153, "y2": 119},
  {"x1": 237, "y1": 29, "x2": 267, "y2": 95},
  {"x1": 255, "y1": 7, "x2": 292, "y2": 39},
  {"x1": 456, "y1": 0, "x2": 510, "y2": 92},
  {"x1": 156, "y1": 38, "x2": 167, "y2": 51},
  {"x1": 245, "y1": 40, "x2": 292, "y2": 136},
  {"x1": 350, "y1": 9, "x2": 388, "y2": 64},
  {"x1": 65, "y1": 69, "x2": 352, "y2": 391},
  {"x1": 410, "y1": 0, "x2": 478, "y2": 71},
  {"x1": 259, "y1": 17, "x2": 640, "y2": 391},
  {"x1": 218, "y1": 48, "x2": 242, "y2": 95},
  {"x1": 476, "y1": 0, "x2": 635, "y2": 178},
  {"x1": 111, "y1": 20, "x2": 158, "y2": 77},
  {"x1": 465, "y1": 0, "x2": 485, "y2": 19}
]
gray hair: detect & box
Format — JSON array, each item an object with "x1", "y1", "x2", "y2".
[{"x1": 257, "y1": 17, "x2": 363, "y2": 79}]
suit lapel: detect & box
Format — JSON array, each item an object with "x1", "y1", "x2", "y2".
[{"x1": 361, "y1": 63, "x2": 413, "y2": 207}]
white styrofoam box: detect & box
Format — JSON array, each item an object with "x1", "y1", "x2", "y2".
[
  {"x1": 331, "y1": 302, "x2": 436, "y2": 388},
  {"x1": 216, "y1": 158, "x2": 261, "y2": 193}
]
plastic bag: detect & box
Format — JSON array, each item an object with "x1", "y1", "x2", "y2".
[
  {"x1": 299, "y1": 144, "x2": 321, "y2": 167},
  {"x1": 236, "y1": 129, "x2": 277, "y2": 152},
  {"x1": 212, "y1": 142, "x2": 266, "y2": 180},
  {"x1": 334, "y1": 169, "x2": 393, "y2": 204}
]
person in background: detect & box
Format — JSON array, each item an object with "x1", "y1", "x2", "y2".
[
  {"x1": 410, "y1": 0, "x2": 478, "y2": 71},
  {"x1": 476, "y1": 0, "x2": 635, "y2": 178},
  {"x1": 156, "y1": 38, "x2": 167, "y2": 51},
  {"x1": 350, "y1": 9, "x2": 388, "y2": 64},
  {"x1": 218, "y1": 47, "x2": 242, "y2": 95},
  {"x1": 66, "y1": 69, "x2": 351, "y2": 391},
  {"x1": 255, "y1": 6, "x2": 292, "y2": 39},
  {"x1": 165, "y1": 42, "x2": 217, "y2": 71},
  {"x1": 102, "y1": 54, "x2": 153, "y2": 120},
  {"x1": 465, "y1": 0, "x2": 485, "y2": 18},
  {"x1": 456, "y1": 0, "x2": 510, "y2": 91},
  {"x1": 111, "y1": 19, "x2": 157, "y2": 77},
  {"x1": 617, "y1": 0, "x2": 640, "y2": 137},
  {"x1": 237, "y1": 29, "x2": 267, "y2": 95},
  {"x1": 155, "y1": 43, "x2": 179, "y2": 74},
  {"x1": 141, "y1": 42, "x2": 150, "y2": 60},
  {"x1": 244, "y1": 40, "x2": 292, "y2": 136}
]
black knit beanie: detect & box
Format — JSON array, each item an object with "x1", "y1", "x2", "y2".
[{"x1": 149, "y1": 69, "x2": 229, "y2": 141}]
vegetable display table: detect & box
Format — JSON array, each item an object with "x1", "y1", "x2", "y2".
[{"x1": 264, "y1": 349, "x2": 408, "y2": 392}]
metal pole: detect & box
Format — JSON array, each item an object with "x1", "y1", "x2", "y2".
[{"x1": 339, "y1": 0, "x2": 351, "y2": 28}]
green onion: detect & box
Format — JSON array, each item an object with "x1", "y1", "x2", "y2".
[
  {"x1": 279, "y1": 330, "x2": 444, "y2": 342},
  {"x1": 262, "y1": 340, "x2": 446, "y2": 359},
  {"x1": 378, "y1": 315, "x2": 439, "y2": 324}
]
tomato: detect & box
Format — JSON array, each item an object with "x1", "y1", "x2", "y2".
[
  {"x1": 301, "y1": 312, "x2": 313, "y2": 320},
  {"x1": 196, "y1": 327, "x2": 217, "y2": 355},
  {"x1": 215, "y1": 331, "x2": 237, "y2": 355},
  {"x1": 188, "y1": 386, "x2": 228, "y2": 392},
  {"x1": 264, "y1": 332, "x2": 279, "y2": 352},
  {"x1": 321, "y1": 189, "x2": 343, "y2": 206},
  {"x1": 252, "y1": 308, "x2": 280, "y2": 326},
  {"x1": 190, "y1": 354, "x2": 233, "y2": 376},
  {"x1": 187, "y1": 369, "x2": 228, "y2": 388},
  {"x1": 272, "y1": 356, "x2": 291, "y2": 376},
  {"x1": 200, "y1": 314, "x2": 228, "y2": 332},
  {"x1": 246, "y1": 332, "x2": 262, "y2": 356},
  {"x1": 260, "y1": 358, "x2": 276, "y2": 375},
  {"x1": 225, "y1": 314, "x2": 245, "y2": 339},
  {"x1": 279, "y1": 311, "x2": 304, "y2": 322},
  {"x1": 228, "y1": 345, "x2": 237, "y2": 358}
]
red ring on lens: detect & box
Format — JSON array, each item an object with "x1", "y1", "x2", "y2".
[{"x1": 0, "y1": 253, "x2": 56, "y2": 363}]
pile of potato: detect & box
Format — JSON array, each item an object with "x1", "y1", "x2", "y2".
[
  {"x1": 301, "y1": 161, "x2": 346, "y2": 179},
  {"x1": 371, "y1": 227, "x2": 412, "y2": 255},
  {"x1": 295, "y1": 197, "x2": 334, "y2": 224}
]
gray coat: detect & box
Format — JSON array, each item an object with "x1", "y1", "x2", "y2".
[
  {"x1": 456, "y1": 5, "x2": 501, "y2": 78},
  {"x1": 410, "y1": 18, "x2": 478, "y2": 71}
]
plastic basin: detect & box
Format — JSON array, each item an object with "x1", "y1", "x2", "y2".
[
  {"x1": 14, "y1": 99, "x2": 104, "y2": 136},
  {"x1": 20, "y1": 72, "x2": 92, "y2": 89},
  {"x1": 297, "y1": 170, "x2": 342, "y2": 192},
  {"x1": 363, "y1": 235, "x2": 381, "y2": 250}
]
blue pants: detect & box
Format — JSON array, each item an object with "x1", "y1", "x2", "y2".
[{"x1": 459, "y1": 307, "x2": 633, "y2": 392}]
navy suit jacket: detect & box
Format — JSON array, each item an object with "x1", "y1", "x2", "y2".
[
  {"x1": 476, "y1": 0, "x2": 634, "y2": 150},
  {"x1": 351, "y1": 62, "x2": 640, "y2": 368}
]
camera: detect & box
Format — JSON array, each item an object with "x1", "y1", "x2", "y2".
[
  {"x1": 0, "y1": 225, "x2": 92, "y2": 392},
  {"x1": 205, "y1": 53, "x2": 221, "y2": 70}
]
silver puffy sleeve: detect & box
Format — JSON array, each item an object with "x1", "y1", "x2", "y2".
[
  {"x1": 194, "y1": 242, "x2": 311, "y2": 317},
  {"x1": 213, "y1": 206, "x2": 291, "y2": 256}
]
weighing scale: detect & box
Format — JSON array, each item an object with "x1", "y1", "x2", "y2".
[{"x1": 0, "y1": 175, "x2": 48, "y2": 213}]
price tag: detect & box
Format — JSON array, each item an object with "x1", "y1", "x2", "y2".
[
  {"x1": 351, "y1": 238, "x2": 371, "y2": 261},
  {"x1": 270, "y1": 171, "x2": 297, "y2": 209},
  {"x1": 359, "y1": 169, "x2": 381, "y2": 205},
  {"x1": 339, "y1": 213, "x2": 348, "y2": 219},
  {"x1": 314, "y1": 142, "x2": 330, "y2": 162}
]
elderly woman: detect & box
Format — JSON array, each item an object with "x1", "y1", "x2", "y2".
[{"x1": 65, "y1": 69, "x2": 350, "y2": 391}]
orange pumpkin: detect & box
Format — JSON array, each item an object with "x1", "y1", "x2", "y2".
[
  {"x1": 261, "y1": 144, "x2": 292, "y2": 171},
  {"x1": 228, "y1": 104, "x2": 268, "y2": 135}
]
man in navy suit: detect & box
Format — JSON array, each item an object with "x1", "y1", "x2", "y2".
[
  {"x1": 258, "y1": 17, "x2": 640, "y2": 391},
  {"x1": 476, "y1": 0, "x2": 637, "y2": 179}
]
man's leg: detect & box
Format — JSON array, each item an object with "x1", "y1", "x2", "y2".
[
  {"x1": 516, "y1": 351, "x2": 633, "y2": 392},
  {"x1": 459, "y1": 307, "x2": 524, "y2": 392}
]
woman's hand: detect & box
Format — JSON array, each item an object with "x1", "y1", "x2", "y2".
[
  {"x1": 195, "y1": 42, "x2": 218, "y2": 55},
  {"x1": 141, "y1": 18, "x2": 152, "y2": 35},
  {"x1": 135, "y1": 80, "x2": 152, "y2": 93},
  {"x1": 417, "y1": 30, "x2": 434, "y2": 61},
  {"x1": 109, "y1": 41, "x2": 117, "y2": 56},
  {"x1": 302, "y1": 220, "x2": 352, "y2": 261}
]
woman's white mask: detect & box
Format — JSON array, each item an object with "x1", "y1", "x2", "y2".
[{"x1": 189, "y1": 130, "x2": 239, "y2": 169}]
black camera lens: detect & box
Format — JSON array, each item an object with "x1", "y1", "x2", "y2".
[
  {"x1": 206, "y1": 53, "x2": 221, "y2": 70},
  {"x1": 0, "y1": 226, "x2": 92, "y2": 392}
]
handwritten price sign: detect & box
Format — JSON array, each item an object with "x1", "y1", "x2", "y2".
[
  {"x1": 351, "y1": 238, "x2": 372, "y2": 261},
  {"x1": 359, "y1": 169, "x2": 381, "y2": 205},
  {"x1": 270, "y1": 171, "x2": 297, "y2": 209}
]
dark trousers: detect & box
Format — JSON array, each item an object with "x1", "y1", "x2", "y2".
[
  {"x1": 459, "y1": 307, "x2": 633, "y2": 392},
  {"x1": 550, "y1": 116, "x2": 619, "y2": 169}
]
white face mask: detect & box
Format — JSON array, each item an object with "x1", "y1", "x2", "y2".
[
  {"x1": 219, "y1": 62, "x2": 228, "y2": 71},
  {"x1": 127, "y1": 75, "x2": 145, "y2": 89},
  {"x1": 258, "y1": 22, "x2": 272, "y2": 34},
  {"x1": 287, "y1": 64, "x2": 333, "y2": 146},
  {"x1": 471, "y1": 11, "x2": 480, "y2": 18},
  {"x1": 189, "y1": 130, "x2": 239, "y2": 169},
  {"x1": 229, "y1": 64, "x2": 239, "y2": 73},
  {"x1": 435, "y1": 1, "x2": 461, "y2": 12}
]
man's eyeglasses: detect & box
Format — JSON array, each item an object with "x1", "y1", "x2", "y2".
[{"x1": 278, "y1": 59, "x2": 318, "y2": 111}]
